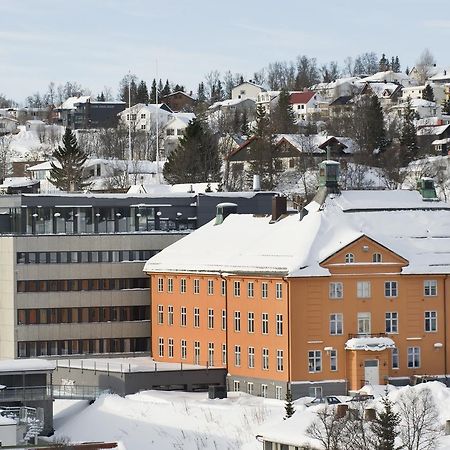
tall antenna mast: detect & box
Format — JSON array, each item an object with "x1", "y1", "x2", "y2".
[
  {"x1": 155, "y1": 59, "x2": 161, "y2": 184},
  {"x1": 128, "y1": 70, "x2": 132, "y2": 184}
]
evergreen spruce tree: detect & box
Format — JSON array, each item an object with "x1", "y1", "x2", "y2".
[
  {"x1": 422, "y1": 84, "x2": 435, "y2": 102},
  {"x1": 394, "y1": 56, "x2": 401, "y2": 73},
  {"x1": 136, "y1": 80, "x2": 149, "y2": 104},
  {"x1": 97, "y1": 92, "x2": 105, "y2": 102},
  {"x1": 271, "y1": 88, "x2": 296, "y2": 133},
  {"x1": 161, "y1": 80, "x2": 171, "y2": 97},
  {"x1": 48, "y1": 128, "x2": 89, "y2": 192},
  {"x1": 400, "y1": 97, "x2": 419, "y2": 165},
  {"x1": 284, "y1": 389, "x2": 295, "y2": 420},
  {"x1": 379, "y1": 54, "x2": 389, "y2": 72},
  {"x1": 129, "y1": 79, "x2": 138, "y2": 105},
  {"x1": 173, "y1": 84, "x2": 185, "y2": 92},
  {"x1": 367, "y1": 95, "x2": 387, "y2": 152},
  {"x1": 240, "y1": 109, "x2": 250, "y2": 136},
  {"x1": 163, "y1": 118, "x2": 221, "y2": 184},
  {"x1": 150, "y1": 79, "x2": 157, "y2": 104},
  {"x1": 405, "y1": 66, "x2": 410, "y2": 75},
  {"x1": 158, "y1": 79, "x2": 164, "y2": 97},
  {"x1": 371, "y1": 395, "x2": 400, "y2": 450}
]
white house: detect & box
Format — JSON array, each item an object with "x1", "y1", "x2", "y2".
[
  {"x1": 391, "y1": 98, "x2": 441, "y2": 119},
  {"x1": 119, "y1": 103, "x2": 174, "y2": 132},
  {"x1": 231, "y1": 81, "x2": 265, "y2": 101},
  {"x1": 312, "y1": 77, "x2": 362, "y2": 101},
  {"x1": 163, "y1": 113, "x2": 196, "y2": 156},
  {"x1": 0, "y1": 116, "x2": 18, "y2": 135},
  {"x1": 256, "y1": 91, "x2": 281, "y2": 115},
  {"x1": 429, "y1": 68, "x2": 450, "y2": 84},
  {"x1": 360, "y1": 70, "x2": 416, "y2": 87},
  {"x1": 400, "y1": 84, "x2": 446, "y2": 104},
  {"x1": 289, "y1": 91, "x2": 322, "y2": 120}
]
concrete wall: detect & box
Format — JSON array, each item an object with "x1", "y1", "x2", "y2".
[{"x1": 0, "y1": 423, "x2": 17, "y2": 446}]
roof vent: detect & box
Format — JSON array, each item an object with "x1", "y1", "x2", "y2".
[
  {"x1": 215, "y1": 203, "x2": 237, "y2": 225},
  {"x1": 271, "y1": 195, "x2": 287, "y2": 222},
  {"x1": 417, "y1": 177, "x2": 438, "y2": 200},
  {"x1": 252, "y1": 175, "x2": 261, "y2": 192},
  {"x1": 318, "y1": 160, "x2": 340, "y2": 192}
]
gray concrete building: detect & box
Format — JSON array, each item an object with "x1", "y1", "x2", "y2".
[{"x1": 0, "y1": 191, "x2": 274, "y2": 360}]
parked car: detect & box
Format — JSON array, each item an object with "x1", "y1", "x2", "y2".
[
  {"x1": 306, "y1": 396, "x2": 342, "y2": 407},
  {"x1": 347, "y1": 394, "x2": 375, "y2": 402}
]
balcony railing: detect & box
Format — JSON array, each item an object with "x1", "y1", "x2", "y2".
[
  {"x1": 0, "y1": 386, "x2": 51, "y2": 402},
  {"x1": 348, "y1": 332, "x2": 387, "y2": 339}
]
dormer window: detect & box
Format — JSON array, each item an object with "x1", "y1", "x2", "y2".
[
  {"x1": 372, "y1": 253, "x2": 382, "y2": 263},
  {"x1": 345, "y1": 253, "x2": 354, "y2": 263}
]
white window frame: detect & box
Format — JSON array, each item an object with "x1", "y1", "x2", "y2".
[
  {"x1": 407, "y1": 346, "x2": 420, "y2": 368},
  {"x1": 233, "y1": 380, "x2": 240, "y2": 392},
  {"x1": 193, "y1": 307, "x2": 200, "y2": 328},
  {"x1": 345, "y1": 253, "x2": 354, "y2": 263},
  {"x1": 167, "y1": 278, "x2": 173, "y2": 293},
  {"x1": 276, "y1": 349, "x2": 284, "y2": 372},
  {"x1": 248, "y1": 346, "x2": 255, "y2": 368},
  {"x1": 385, "y1": 281, "x2": 398, "y2": 298},
  {"x1": 222, "y1": 343, "x2": 227, "y2": 365},
  {"x1": 262, "y1": 313, "x2": 269, "y2": 334},
  {"x1": 329, "y1": 313, "x2": 343, "y2": 335},
  {"x1": 329, "y1": 282, "x2": 343, "y2": 299},
  {"x1": 425, "y1": 311, "x2": 437, "y2": 332},
  {"x1": 208, "y1": 308, "x2": 214, "y2": 329},
  {"x1": 275, "y1": 386, "x2": 282, "y2": 400},
  {"x1": 194, "y1": 341, "x2": 200, "y2": 365},
  {"x1": 180, "y1": 278, "x2": 186, "y2": 293},
  {"x1": 330, "y1": 349, "x2": 338, "y2": 371},
  {"x1": 385, "y1": 311, "x2": 398, "y2": 334},
  {"x1": 157, "y1": 305, "x2": 164, "y2": 324},
  {"x1": 158, "y1": 337, "x2": 164, "y2": 357},
  {"x1": 208, "y1": 342, "x2": 214, "y2": 367},
  {"x1": 234, "y1": 345, "x2": 241, "y2": 367},
  {"x1": 157, "y1": 277, "x2": 164, "y2": 292},
  {"x1": 193, "y1": 279, "x2": 200, "y2": 294},
  {"x1": 247, "y1": 382, "x2": 254, "y2": 395},
  {"x1": 357, "y1": 312, "x2": 371, "y2": 334},
  {"x1": 424, "y1": 280, "x2": 437, "y2": 297},
  {"x1": 276, "y1": 314, "x2": 283, "y2": 336},
  {"x1": 248, "y1": 281, "x2": 254, "y2": 298},
  {"x1": 248, "y1": 312, "x2": 255, "y2": 333},
  {"x1": 261, "y1": 384, "x2": 268, "y2": 398},
  {"x1": 181, "y1": 339, "x2": 187, "y2": 360},
  {"x1": 221, "y1": 309, "x2": 226, "y2": 331},
  {"x1": 262, "y1": 348, "x2": 269, "y2": 370},
  {"x1": 221, "y1": 279, "x2": 226, "y2": 296},
  {"x1": 308, "y1": 350, "x2": 322, "y2": 373},
  {"x1": 207, "y1": 279, "x2": 214, "y2": 295},
  {"x1": 391, "y1": 348, "x2": 399, "y2": 369},
  {"x1": 180, "y1": 306, "x2": 187, "y2": 327},
  {"x1": 234, "y1": 311, "x2": 241, "y2": 332},
  {"x1": 168, "y1": 338, "x2": 174, "y2": 358},
  {"x1": 372, "y1": 252, "x2": 382, "y2": 263},
  {"x1": 357, "y1": 281, "x2": 371, "y2": 299},
  {"x1": 276, "y1": 282, "x2": 283, "y2": 299},
  {"x1": 261, "y1": 282, "x2": 268, "y2": 299},
  {"x1": 233, "y1": 281, "x2": 241, "y2": 297},
  {"x1": 168, "y1": 305, "x2": 174, "y2": 326}
]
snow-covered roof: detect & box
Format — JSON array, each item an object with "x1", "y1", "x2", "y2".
[
  {"x1": 60, "y1": 96, "x2": 91, "y2": 110},
  {"x1": 429, "y1": 69, "x2": 450, "y2": 82},
  {"x1": 143, "y1": 189, "x2": 450, "y2": 277},
  {"x1": 209, "y1": 98, "x2": 254, "y2": 110},
  {"x1": 417, "y1": 124, "x2": 450, "y2": 136},
  {"x1": 128, "y1": 182, "x2": 219, "y2": 195},
  {"x1": 432, "y1": 138, "x2": 450, "y2": 145},
  {"x1": 0, "y1": 177, "x2": 39, "y2": 189},
  {"x1": 0, "y1": 359, "x2": 55, "y2": 373},
  {"x1": 364, "y1": 82, "x2": 401, "y2": 97},
  {"x1": 312, "y1": 77, "x2": 361, "y2": 90},
  {"x1": 166, "y1": 112, "x2": 195, "y2": 126},
  {"x1": 360, "y1": 70, "x2": 415, "y2": 86},
  {"x1": 395, "y1": 98, "x2": 438, "y2": 109},
  {"x1": 345, "y1": 337, "x2": 396, "y2": 351}
]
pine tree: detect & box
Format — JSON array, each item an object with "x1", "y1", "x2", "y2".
[
  {"x1": 48, "y1": 128, "x2": 89, "y2": 192},
  {"x1": 150, "y1": 79, "x2": 157, "y2": 104},
  {"x1": 97, "y1": 92, "x2": 105, "y2": 102},
  {"x1": 136, "y1": 80, "x2": 149, "y2": 104},
  {"x1": 163, "y1": 119, "x2": 221, "y2": 184},
  {"x1": 400, "y1": 97, "x2": 418, "y2": 165},
  {"x1": 367, "y1": 95, "x2": 387, "y2": 152},
  {"x1": 161, "y1": 79, "x2": 171, "y2": 97},
  {"x1": 173, "y1": 84, "x2": 185, "y2": 93},
  {"x1": 371, "y1": 395, "x2": 400, "y2": 450},
  {"x1": 158, "y1": 79, "x2": 164, "y2": 98},
  {"x1": 240, "y1": 109, "x2": 250, "y2": 136},
  {"x1": 379, "y1": 54, "x2": 389, "y2": 72},
  {"x1": 271, "y1": 88, "x2": 296, "y2": 133},
  {"x1": 422, "y1": 84, "x2": 435, "y2": 102},
  {"x1": 284, "y1": 389, "x2": 295, "y2": 420},
  {"x1": 405, "y1": 66, "x2": 410, "y2": 75},
  {"x1": 394, "y1": 56, "x2": 401, "y2": 73}
]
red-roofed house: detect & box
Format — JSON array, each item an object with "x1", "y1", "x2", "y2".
[{"x1": 289, "y1": 91, "x2": 322, "y2": 120}]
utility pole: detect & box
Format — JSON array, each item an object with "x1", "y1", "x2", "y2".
[{"x1": 128, "y1": 71, "x2": 132, "y2": 185}]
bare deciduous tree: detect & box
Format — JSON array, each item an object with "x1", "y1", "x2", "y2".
[
  {"x1": 397, "y1": 387, "x2": 442, "y2": 450},
  {"x1": 415, "y1": 49, "x2": 437, "y2": 84}
]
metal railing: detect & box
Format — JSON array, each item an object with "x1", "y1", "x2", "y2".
[
  {"x1": 53, "y1": 384, "x2": 111, "y2": 400},
  {"x1": 0, "y1": 385, "x2": 110, "y2": 401},
  {"x1": 348, "y1": 332, "x2": 387, "y2": 339},
  {"x1": 0, "y1": 386, "x2": 51, "y2": 401}
]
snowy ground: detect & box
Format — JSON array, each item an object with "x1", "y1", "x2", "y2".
[{"x1": 52, "y1": 383, "x2": 450, "y2": 450}]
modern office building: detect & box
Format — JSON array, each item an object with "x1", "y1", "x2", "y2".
[
  {"x1": 0, "y1": 190, "x2": 274, "y2": 360},
  {"x1": 144, "y1": 163, "x2": 450, "y2": 399}
]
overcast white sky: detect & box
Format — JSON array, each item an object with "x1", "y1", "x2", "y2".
[{"x1": 1, "y1": 0, "x2": 449, "y2": 103}]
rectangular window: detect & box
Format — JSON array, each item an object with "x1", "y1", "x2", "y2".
[
  {"x1": 207, "y1": 279, "x2": 214, "y2": 295},
  {"x1": 407, "y1": 347, "x2": 420, "y2": 368},
  {"x1": 208, "y1": 308, "x2": 214, "y2": 329},
  {"x1": 261, "y1": 384, "x2": 268, "y2": 398},
  {"x1": 157, "y1": 305, "x2": 164, "y2": 324},
  {"x1": 424, "y1": 280, "x2": 437, "y2": 297},
  {"x1": 208, "y1": 342, "x2": 214, "y2": 367},
  {"x1": 168, "y1": 338, "x2": 174, "y2": 358},
  {"x1": 181, "y1": 340, "x2": 187, "y2": 360},
  {"x1": 385, "y1": 312, "x2": 398, "y2": 333},
  {"x1": 276, "y1": 314, "x2": 283, "y2": 336},
  {"x1": 275, "y1": 386, "x2": 282, "y2": 400},
  {"x1": 248, "y1": 382, "x2": 254, "y2": 395},
  {"x1": 181, "y1": 306, "x2": 187, "y2": 327},
  {"x1": 276, "y1": 282, "x2": 282, "y2": 299},
  {"x1": 167, "y1": 278, "x2": 173, "y2": 293},
  {"x1": 234, "y1": 281, "x2": 241, "y2": 297},
  {"x1": 329, "y1": 282, "x2": 343, "y2": 299},
  {"x1": 330, "y1": 349, "x2": 338, "y2": 371},
  {"x1": 357, "y1": 312, "x2": 371, "y2": 334},
  {"x1": 248, "y1": 312, "x2": 255, "y2": 333},
  {"x1": 194, "y1": 307, "x2": 200, "y2": 328},
  {"x1": 329, "y1": 313, "x2": 343, "y2": 335},
  {"x1": 233, "y1": 380, "x2": 240, "y2": 392},
  {"x1": 308, "y1": 350, "x2": 322, "y2": 372},
  {"x1": 277, "y1": 349, "x2": 284, "y2": 371},
  {"x1": 194, "y1": 341, "x2": 200, "y2": 365},
  {"x1": 157, "y1": 277, "x2": 164, "y2": 292},
  {"x1": 168, "y1": 305, "x2": 174, "y2": 326},
  {"x1": 222, "y1": 343, "x2": 227, "y2": 365},
  {"x1": 248, "y1": 346, "x2": 255, "y2": 368},
  {"x1": 234, "y1": 345, "x2": 241, "y2": 367},
  {"x1": 392, "y1": 348, "x2": 399, "y2": 369},
  {"x1": 221, "y1": 309, "x2": 226, "y2": 331},
  {"x1": 234, "y1": 311, "x2": 241, "y2": 332},
  {"x1": 357, "y1": 281, "x2": 371, "y2": 298},
  {"x1": 262, "y1": 313, "x2": 269, "y2": 334},
  {"x1": 262, "y1": 348, "x2": 269, "y2": 370},
  {"x1": 261, "y1": 282, "x2": 268, "y2": 299},
  {"x1": 221, "y1": 279, "x2": 226, "y2": 296},
  {"x1": 180, "y1": 278, "x2": 186, "y2": 293},
  {"x1": 158, "y1": 337, "x2": 164, "y2": 357},
  {"x1": 385, "y1": 281, "x2": 398, "y2": 298},
  {"x1": 193, "y1": 279, "x2": 200, "y2": 294},
  {"x1": 425, "y1": 311, "x2": 437, "y2": 332},
  {"x1": 247, "y1": 281, "x2": 254, "y2": 298}
]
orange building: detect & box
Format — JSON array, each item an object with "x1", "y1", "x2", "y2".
[{"x1": 144, "y1": 163, "x2": 450, "y2": 399}]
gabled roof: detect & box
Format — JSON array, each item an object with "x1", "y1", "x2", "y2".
[
  {"x1": 329, "y1": 96, "x2": 353, "y2": 106},
  {"x1": 417, "y1": 124, "x2": 450, "y2": 136},
  {"x1": 289, "y1": 91, "x2": 316, "y2": 104},
  {"x1": 161, "y1": 91, "x2": 195, "y2": 100},
  {"x1": 232, "y1": 80, "x2": 265, "y2": 91},
  {"x1": 144, "y1": 189, "x2": 450, "y2": 277}
]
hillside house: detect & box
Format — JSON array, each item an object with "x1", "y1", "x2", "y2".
[
  {"x1": 160, "y1": 91, "x2": 196, "y2": 112},
  {"x1": 231, "y1": 81, "x2": 265, "y2": 101},
  {"x1": 0, "y1": 116, "x2": 18, "y2": 135}
]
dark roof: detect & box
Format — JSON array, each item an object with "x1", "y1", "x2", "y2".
[
  {"x1": 329, "y1": 96, "x2": 353, "y2": 106},
  {"x1": 289, "y1": 91, "x2": 316, "y2": 104}
]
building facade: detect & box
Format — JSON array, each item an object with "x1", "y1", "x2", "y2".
[
  {"x1": 0, "y1": 191, "x2": 274, "y2": 360},
  {"x1": 144, "y1": 164, "x2": 450, "y2": 399}
]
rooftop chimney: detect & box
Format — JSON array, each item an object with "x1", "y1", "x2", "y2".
[
  {"x1": 417, "y1": 177, "x2": 438, "y2": 200},
  {"x1": 271, "y1": 195, "x2": 287, "y2": 222},
  {"x1": 253, "y1": 175, "x2": 261, "y2": 191},
  {"x1": 318, "y1": 160, "x2": 340, "y2": 192},
  {"x1": 215, "y1": 202, "x2": 238, "y2": 225}
]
